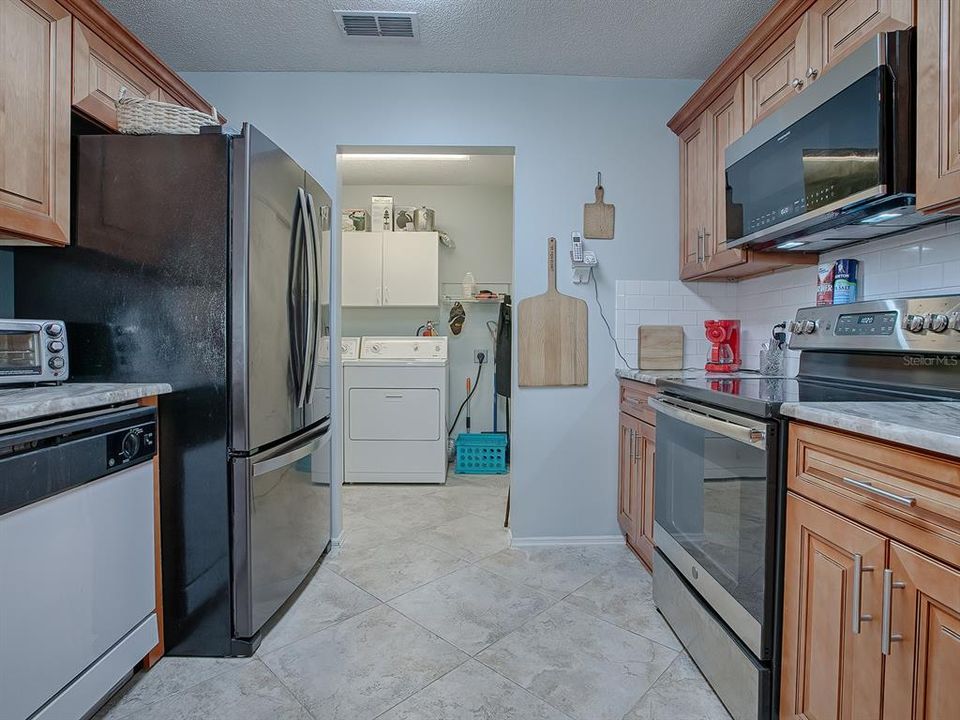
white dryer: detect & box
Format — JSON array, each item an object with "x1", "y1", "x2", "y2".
[{"x1": 344, "y1": 336, "x2": 448, "y2": 484}]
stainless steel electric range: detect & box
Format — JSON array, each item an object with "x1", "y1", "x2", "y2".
[{"x1": 649, "y1": 295, "x2": 960, "y2": 720}]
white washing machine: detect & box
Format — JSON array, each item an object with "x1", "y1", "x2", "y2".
[{"x1": 343, "y1": 336, "x2": 448, "y2": 484}]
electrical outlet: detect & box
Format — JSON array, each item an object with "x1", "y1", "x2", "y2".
[{"x1": 474, "y1": 348, "x2": 488, "y2": 364}]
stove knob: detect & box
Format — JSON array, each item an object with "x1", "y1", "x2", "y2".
[
  {"x1": 926, "y1": 313, "x2": 950, "y2": 333},
  {"x1": 903, "y1": 314, "x2": 926, "y2": 333},
  {"x1": 48, "y1": 356, "x2": 65, "y2": 370},
  {"x1": 798, "y1": 319, "x2": 817, "y2": 335},
  {"x1": 950, "y1": 312, "x2": 960, "y2": 331},
  {"x1": 45, "y1": 322, "x2": 63, "y2": 337},
  {"x1": 47, "y1": 340, "x2": 64, "y2": 353},
  {"x1": 786, "y1": 320, "x2": 799, "y2": 334}
]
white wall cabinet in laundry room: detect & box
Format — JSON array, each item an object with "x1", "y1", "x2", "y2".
[{"x1": 342, "y1": 231, "x2": 438, "y2": 307}]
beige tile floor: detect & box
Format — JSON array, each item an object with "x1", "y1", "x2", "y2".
[{"x1": 96, "y1": 472, "x2": 732, "y2": 720}]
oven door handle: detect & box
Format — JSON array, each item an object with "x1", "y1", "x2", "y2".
[{"x1": 648, "y1": 396, "x2": 767, "y2": 449}]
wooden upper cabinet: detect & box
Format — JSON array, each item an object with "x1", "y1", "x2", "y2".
[
  {"x1": 780, "y1": 492, "x2": 887, "y2": 720},
  {"x1": 73, "y1": 19, "x2": 160, "y2": 130},
  {"x1": 0, "y1": 0, "x2": 71, "y2": 246},
  {"x1": 917, "y1": 0, "x2": 960, "y2": 214},
  {"x1": 804, "y1": 0, "x2": 913, "y2": 83},
  {"x1": 702, "y1": 79, "x2": 747, "y2": 275},
  {"x1": 679, "y1": 114, "x2": 712, "y2": 280},
  {"x1": 743, "y1": 16, "x2": 808, "y2": 131},
  {"x1": 881, "y1": 541, "x2": 960, "y2": 720}
]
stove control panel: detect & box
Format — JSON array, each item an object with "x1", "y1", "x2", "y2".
[{"x1": 789, "y1": 295, "x2": 960, "y2": 353}]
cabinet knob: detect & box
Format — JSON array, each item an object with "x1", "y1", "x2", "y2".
[
  {"x1": 791, "y1": 78, "x2": 804, "y2": 90},
  {"x1": 806, "y1": 67, "x2": 819, "y2": 79}
]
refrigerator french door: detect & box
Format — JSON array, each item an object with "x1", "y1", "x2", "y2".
[{"x1": 231, "y1": 125, "x2": 331, "y2": 453}]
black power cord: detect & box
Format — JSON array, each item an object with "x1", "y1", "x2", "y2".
[
  {"x1": 448, "y1": 352, "x2": 484, "y2": 436},
  {"x1": 591, "y1": 272, "x2": 636, "y2": 370}
]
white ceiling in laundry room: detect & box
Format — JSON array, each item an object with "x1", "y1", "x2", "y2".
[
  {"x1": 101, "y1": 0, "x2": 776, "y2": 78},
  {"x1": 340, "y1": 153, "x2": 513, "y2": 186}
]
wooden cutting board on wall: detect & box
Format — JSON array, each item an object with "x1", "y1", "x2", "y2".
[{"x1": 518, "y1": 237, "x2": 588, "y2": 386}]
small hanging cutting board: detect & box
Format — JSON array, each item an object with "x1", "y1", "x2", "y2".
[
  {"x1": 583, "y1": 173, "x2": 614, "y2": 239},
  {"x1": 518, "y1": 237, "x2": 588, "y2": 386}
]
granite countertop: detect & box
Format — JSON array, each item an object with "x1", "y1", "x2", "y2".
[
  {"x1": 615, "y1": 368, "x2": 768, "y2": 385},
  {"x1": 780, "y1": 401, "x2": 960, "y2": 460},
  {"x1": 0, "y1": 383, "x2": 173, "y2": 426}
]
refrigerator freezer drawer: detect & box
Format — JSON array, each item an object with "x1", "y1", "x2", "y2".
[{"x1": 232, "y1": 426, "x2": 332, "y2": 640}]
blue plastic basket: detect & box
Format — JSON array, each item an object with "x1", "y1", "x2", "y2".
[{"x1": 455, "y1": 432, "x2": 508, "y2": 474}]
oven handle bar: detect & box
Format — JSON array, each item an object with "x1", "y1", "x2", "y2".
[{"x1": 648, "y1": 396, "x2": 767, "y2": 449}]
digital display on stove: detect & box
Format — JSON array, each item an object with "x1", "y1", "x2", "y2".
[{"x1": 835, "y1": 311, "x2": 898, "y2": 336}]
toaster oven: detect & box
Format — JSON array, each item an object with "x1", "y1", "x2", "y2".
[{"x1": 0, "y1": 320, "x2": 69, "y2": 385}]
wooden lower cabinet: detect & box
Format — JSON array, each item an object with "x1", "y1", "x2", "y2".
[
  {"x1": 882, "y1": 542, "x2": 960, "y2": 720},
  {"x1": 617, "y1": 391, "x2": 655, "y2": 569},
  {"x1": 780, "y1": 492, "x2": 886, "y2": 719},
  {"x1": 782, "y1": 422, "x2": 960, "y2": 719}
]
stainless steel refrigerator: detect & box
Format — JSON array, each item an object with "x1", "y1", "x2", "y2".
[{"x1": 14, "y1": 124, "x2": 332, "y2": 656}]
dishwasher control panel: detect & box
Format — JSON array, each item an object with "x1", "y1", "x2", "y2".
[{"x1": 106, "y1": 421, "x2": 156, "y2": 468}]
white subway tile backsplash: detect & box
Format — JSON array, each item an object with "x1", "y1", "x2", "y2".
[{"x1": 614, "y1": 219, "x2": 960, "y2": 373}]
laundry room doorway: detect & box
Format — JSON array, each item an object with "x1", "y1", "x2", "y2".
[{"x1": 331, "y1": 146, "x2": 515, "y2": 581}]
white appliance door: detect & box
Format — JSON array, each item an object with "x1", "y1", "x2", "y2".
[
  {"x1": 0, "y1": 463, "x2": 156, "y2": 720},
  {"x1": 349, "y1": 388, "x2": 441, "y2": 441}
]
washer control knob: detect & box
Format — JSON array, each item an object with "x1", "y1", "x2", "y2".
[
  {"x1": 904, "y1": 314, "x2": 926, "y2": 333},
  {"x1": 47, "y1": 340, "x2": 64, "y2": 353},
  {"x1": 927, "y1": 313, "x2": 950, "y2": 333},
  {"x1": 45, "y1": 322, "x2": 63, "y2": 337}
]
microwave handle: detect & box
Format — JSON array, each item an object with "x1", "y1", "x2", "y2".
[{"x1": 648, "y1": 396, "x2": 767, "y2": 449}]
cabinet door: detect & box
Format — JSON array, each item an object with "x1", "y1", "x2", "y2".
[
  {"x1": 917, "y1": 0, "x2": 960, "y2": 214},
  {"x1": 702, "y1": 78, "x2": 747, "y2": 275},
  {"x1": 743, "y1": 17, "x2": 808, "y2": 131},
  {"x1": 678, "y1": 114, "x2": 711, "y2": 280},
  {"x1": 0, "y1": 0, "x2": 70, "y2": 246},
  {"x1": 881, "y1": 542, "x2": 960, "y2": 720},
  {"x1": 382, "y1": 231, "x2": 439, "y2": 307},
  {"x1": 780, "y1": 493, "x2": 886, "y2": 720},
  {"x1": 73, "y1": 20, "x2": 161, "y2": 130},
  {"x1": 341, "y1": 232, "x2": 383, "y2": 307},
  {"x1": 634, "y1": 419, "x2": 656, "y2": 569},
  {"x1": 617, "y1": 413, "x2": 639, "y2": 537},
  {"x1": 805, "y1": 0, "x2": 913, "y2": 84}
]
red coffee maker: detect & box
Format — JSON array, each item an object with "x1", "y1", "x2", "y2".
[{"x1": 704, "y1": 319, "x2": 741, "y2": 373}]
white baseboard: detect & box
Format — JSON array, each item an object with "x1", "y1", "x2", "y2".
[{"x1": 510, "y1": 534, "x2": 625, "y2": 547}]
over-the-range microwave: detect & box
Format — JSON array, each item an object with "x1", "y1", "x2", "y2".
[{"x1": 724, "y1": 30, "x2": 937, "y2": 254}]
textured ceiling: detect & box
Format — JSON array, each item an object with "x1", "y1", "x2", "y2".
[
  {"x1": 101, "y1": 0, "x2": 777, "y2": 77},
  {"x1": 342, "y1": 154, "x2": 514, "y2": 186}
]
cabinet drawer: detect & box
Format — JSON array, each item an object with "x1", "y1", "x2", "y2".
[
  {"x1": 788, "y1": 422, "x2": 960, "y2": 566},
  {"x1": 619, "y1": 380, "x2": 657, "y2": 425}
]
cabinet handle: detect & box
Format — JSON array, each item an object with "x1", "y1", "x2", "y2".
[
  {"x1": 841, "y1": 477, "x2": 916, "y2": 507},
  {"x1": 633, "y1": 431, "x2": 642, "y2": 461},
  {"x1": 791, "y1": 77, "x2": 804, "y2": 90},
  {"x1": 702, "y1": 229, "x2": 711, "y2": 260},
  {"x1": 628, "y1": 429, "x2": 635, "y2": 461},
  {"x1": 851, "y1": 553, "x2": 874, "y2": 635},
  {"x1": 806, "y1": 66, "x2": 819, "y2": 80},
  {"x1": 696, "y1": 227, "x2": 704, "y2": 263},
  {"x1": 881, "y1": 569, "x2": 905, "y2": 655}
]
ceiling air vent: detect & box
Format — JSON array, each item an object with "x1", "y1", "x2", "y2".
[{"x1": 335, "y1": 11, "x2": 419, "y2": 39}]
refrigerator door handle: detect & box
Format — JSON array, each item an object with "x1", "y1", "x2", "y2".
[
  {"x1": 295, "y1": 187, "x2": 312, "y2": 409},
  {"x1": 303, "y1": 192, "x2": 321, "y2": 401},
  {"x1": 251, "y1": 428, "x2": 331, "y2": 477}
]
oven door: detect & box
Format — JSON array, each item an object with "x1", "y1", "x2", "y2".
[{"x1": 651, "y1": 394, "x2": 778, "y2": 660}]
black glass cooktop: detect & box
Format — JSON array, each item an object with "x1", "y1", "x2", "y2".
[{"x1": 659, "y1": 375, "x2": 958, "y2": 418}]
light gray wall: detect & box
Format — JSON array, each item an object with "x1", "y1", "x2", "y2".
[
  {"x1": 184, "y1": 70, "x2": 696, "y2": 541},
  {"x1": 0, "y1": 252, "x2": 12, "y2": 316},
  {"x1": 341, "y1": 183, "x2": 513, "y2": 435}
]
